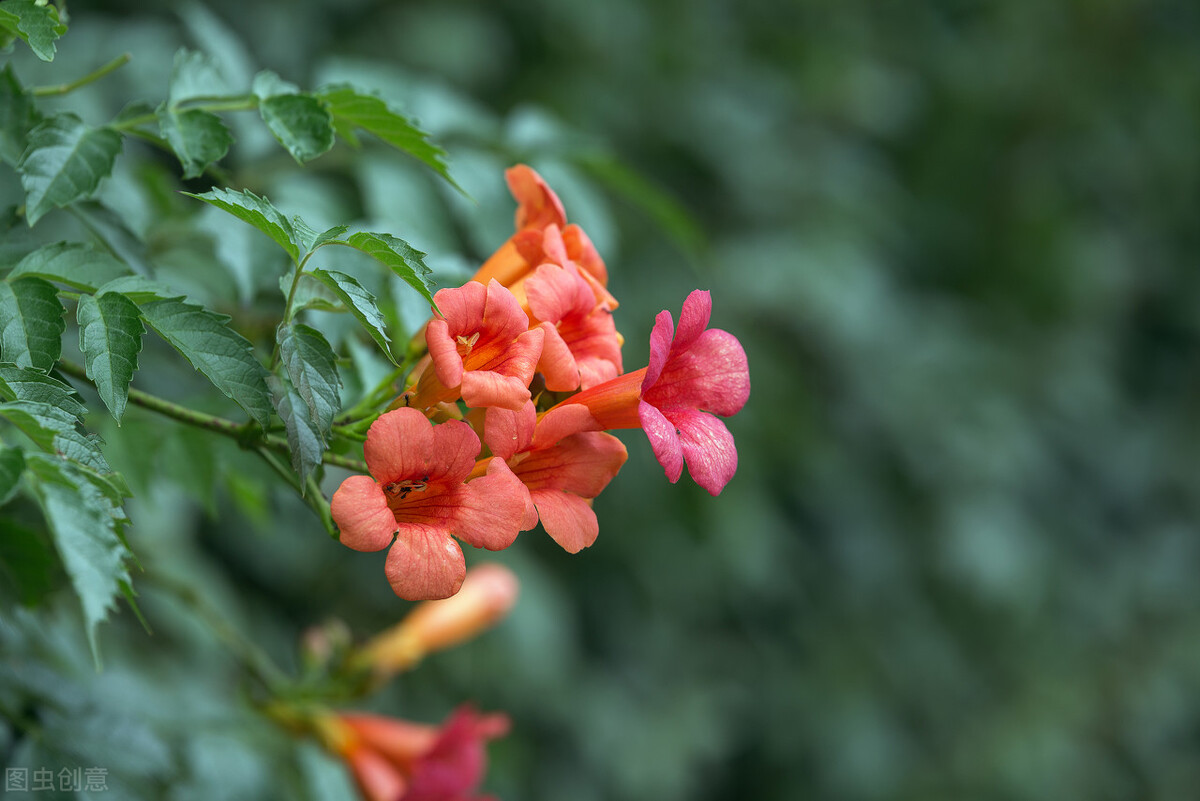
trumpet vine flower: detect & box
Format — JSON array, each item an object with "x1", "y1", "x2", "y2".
[
  {"x1": 525, "y1": 262, "x2": 623, "y2": 392},
  {"x1": 409, "y1": 279, "x2": 544, "y2": 412},
  {"x1": 331, "y1": 409, "x2": 527, "y2": 600},
  {"x1": 335, "y1": 706, "x2": 509, "y2": 801},
  {"x1": 536, "y1": 290, "x2": 750, "y2": 495},
  {"x1": 483, "y1": 402, "x2": 627, "y2": 552}
]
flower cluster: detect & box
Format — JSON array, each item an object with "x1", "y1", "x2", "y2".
[{"x1": 331, "y1": 166, "x2": 750, "y2": 601}]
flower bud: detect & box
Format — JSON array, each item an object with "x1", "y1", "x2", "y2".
[{"x1": 357, "y1": 563, "x2": 519, "y2": 675}]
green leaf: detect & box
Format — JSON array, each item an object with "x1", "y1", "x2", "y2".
[
  {"x1": 69, "y1": 199, "x2": 154, "y2": 276},
  {"x1": 167, "y1": 49, "x2": 230, "y2": 106},
  {"x1": 259, "y1": 93, "x2": 336, "y2": 164},
  {"x1": 268, "y1": 375, "x2": 323, "y2": 485},
  {"x1": 341, "y1": 231, "x2": 436, "y2": 307},
  {"x1": 6, "y1": 241, "x2": 133, "y2": 291},
  {"x1": 156, "y1": 105, "x2": 233, "y2": 179},
  {"x1": 277, "y1": 322, "x2": 341, "y2": 439},
  {"x1": 294, "y1": 221, "x2": 349, "y2": 254},
  {"x1": 95, "y1": 276, "x2": 181, "y2": 304},
  {"x1": 184, "y1": 187, "x2": 301, "y2": 263},
  {"x1": 138, "y1": 298, "x2": 272, "y2": 427},
  {"x1": 318, "y1": 84, "x2": 458, "y2": 190},
  {"x1": 77, "y1": 293, "x2": 144, "y2": 422},
  {"x1": 251, "y1": 69, "x2": 300, "y2": 99},
  {"x1": 19, "y1": 114, "x2": 123, "y2": 225},
  {"x1": 0, "y1": 0, "x2": 67, "y2": 62},
  {"x1": 0, "y1": 445, "x2": 24, "y2": 506},
  {"x1": 0, "y1": 277, "x2": 66, "y2": 370},
  {"x1": 309, "y1": 268, "x2": 396, "y2": 363},
  {"x1": 0, "y1": 64, "x2": 41, "y2": 166},
  {"x1": 0, "y1": 364, "x2": 87, "y2": 421},
  {"x1": 0, "y1": 400, "x2": 110, "y2": 472},
  {"x1": 25, "y1": 453, "x2": 131, "y2": 664}
]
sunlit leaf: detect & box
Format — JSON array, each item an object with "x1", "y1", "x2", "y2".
[
  {"x1": 277, "y1": 322, "x2": 341, "y2": 439},
  {"x1": 167, "y1": 49, "x2": 230, "y2": 106},
  {"x1": 77, "y1": 293, "x2": 144, "y2": 422},
  {"x1": 183, "y1": 187, "x2": 302, "y2": 264},
  {"x1": 259, "y1": 93, "x2": 335, "y2": 164},
  {"x1": 0, "y1": 64, "x2": 40, "y2": 166},
  {"x1": 308, "y1": 268, "x2": 396, "y2": 363},
  {"x1": 19, "y1": 114, "x2": 123, "y2": 225},
  {"x1": 0, "y1": 277, "x2": 66, "y2": 370},
  {"x1": 340, "y1": 231, "x2": 436, "y2": 307},
  {"x1": 25, "y1": 453, "x2": 131, "y2": 665},
  {"x1": 6, "y1": 241, "x2": 132, "y2": 292},
  {"x1": 138, "y1": 297, "x2": 272, "y2": 427},
  {"x1": 0, "y1": 0, "x2": 67, "y2": 62},
  {"x1": 318, "y1": 84, "x2": 458, "y2": 190},
  {"x1": 156, "y1": 105, "x2": 232, "y2": 179}
]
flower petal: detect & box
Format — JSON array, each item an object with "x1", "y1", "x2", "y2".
[
  {"x1": 483, "y1": 402, "x2": 536, "y2": 461},
  {"x1": 532, "y1": 403, "x2": 602, "y2": 450},
  {"x1": 674, "y1": 289, "x2": 713, "y2": 352},
  {"x1": 460, "y1": 326, "x2": 544, "y2": 410},
  {"x1": 530, "y1": 489, "x2": 599, "y2": 553},
  {"x1": 344, "y1": 747, "x2": 409, "y2": 801},
  {"x1": 427, "y1": 419, "x2": 484, "y2": 483},
  {"x1": 669, "y1": 408, "x2": 739, "y2": 495},
  {"x1": 385, "y1": 525, "x2": 467, "y2": 600},
  {"x1": 536, "y1": 321, "x2": 580, "y2": 392},
  {"x1": 332, "y1": 475, "x2": 397, "y2": 552},
  {"x1": 363, "y1": 408, "x2": 436, "y2": 483},
  {"x1": 643, "y1": 308, "x2": 675, "y2": 388},
  {"x1": 507, "y1": 164, "x2": 566, "y2": 231},
  {"x1": 638, "y1": 399, "x2": 683, "y2": 483},
  {"x1": 425, "y1": 317, "x2": 463, "y2": 390},
  {"x1": 644, "y1": 327, "x2": 750, "y2": 418},
  {"x1": 454, "y1": 458, "x2": 529, "y2": 550},
  {"x1": 513, "y1": 432, "x2": 627, "y2": 498}
]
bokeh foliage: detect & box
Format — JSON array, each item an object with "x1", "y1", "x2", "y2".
[{"x1": 4, "y1": 2, "x2": 1200, "y2": 800}]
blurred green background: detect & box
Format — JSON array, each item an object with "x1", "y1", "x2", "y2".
[{"x1": 5, "y1": 1, "x2": 1200, "y2": 799}]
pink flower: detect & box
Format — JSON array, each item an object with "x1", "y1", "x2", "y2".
[
  {"x1": 331, "y1": 409, "x2": 527, "y2": 600},
  {"x1": 336, "y1": 706, "x2": 509, "y2": 801},
  {"x1": 409, "y1": 280, "x2": 544, "y2": 412},
  {"x1": 525, "y1": 262, "x2": 622, "y2": 392},
  {"x1": 483, "y1": 402, "x2": 627, "y2": 552},
  {"x1": 536, "y1": 290, "x2": 749, "y2": 495},
  {"x1": 470, "y1": 165, "x2": 566, "y2": 290}
]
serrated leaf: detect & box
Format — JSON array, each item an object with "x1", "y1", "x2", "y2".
[
  {"x1": 0, "y1": 64, "x2": 41, "y2": 166},
  {"x1": 0, "y1": 277, "x2": 65, "y2": 370},
  {"x1": 167, "y1": 49, "x2": 230, "y2": 106},
  {"x1": 0, "y1": 445, "x2": 24, "y2": 506},
  {"x1": 138, "y1": 297, "x2": 272, "y2": 427},
  {"x1": 0, "y1": 0, "x2": 67, "y2": 62},
  {"x1": 156, "y1": 104, "x2": 233, "y2": 179},
  {"x1": 0, "y1": 400, "x2": 110, "y2": 472},
  {"x1": 95, "y1": 276, "x2": 181, "y2": 303},
  {"x1": 7, "y1": 241, "x2": 132, "y2": 291},
  {"x1": 25, "y1": 453, "x2": 131, "y2": 665},
  {"x1": 77, "y1": 293, "x2": 144, "y2": 422},
  {"x1": 0, "y1": 364, "x2": 87, "y2": 421},
  {"x1": 309, "y1": 268, "x2": 396, "y2": 363},
  {"x1": 184, "y1": 187, "x2": 302, "y2": 263},
  {"x1": 279, "y1": 269, "x2": 341, "y2": 313},
  {"x1": 277, "y1": 322, "x2": 340, "y2": 439},
  {"x1": 19, "y1": 114, "x2": 123, "y2": 225},
  {"x1": 259, "y1": 93, "x2": 335, "y2": 164},
  {"x1": 340, "y1": 231, "x2": 437, "y2": 307},
  {"x1": 294, "y1": 222, "x2": 349, "y2": 254},
  {"x1": 268, "y1": 375, "x2": 323, "y2": 485},
  {"x1": 318, "y1": 84, "x2": 458, "y2": 190}
]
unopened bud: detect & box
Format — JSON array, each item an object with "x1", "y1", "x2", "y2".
[{"x1": 357, "y1": 563, "x2": 519, "y2": 676}]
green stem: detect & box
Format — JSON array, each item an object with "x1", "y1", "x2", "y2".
[
  {"x1": 55, "y1": 359, "x2": 368, "y2": 473},
  {"x1": 32, "y1": 53, "x2": 131, "y2": 97},
  {"x1": 109, "y1": 95, "x2": 259, "y2": 132},
  {"x1": 269, "y1": 249, "x2": 322, "y2": 369}
]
